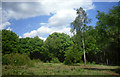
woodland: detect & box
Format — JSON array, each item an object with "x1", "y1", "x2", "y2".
[{"x1": 1, "y1": 5, "x2": 120, "y2": 75}]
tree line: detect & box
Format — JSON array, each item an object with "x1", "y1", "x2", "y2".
[{"x1": 2, "y1": 5, "x2": 120, "y2": 65}]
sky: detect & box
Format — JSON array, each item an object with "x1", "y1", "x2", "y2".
[{"x1": 0, "y1": 0, "x2": 119, "y2": 41}]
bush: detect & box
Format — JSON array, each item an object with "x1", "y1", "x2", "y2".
[
  {"x1": 92, "y1": 61, "x2": 96, "y2": 64},
  {"x1": 80, "y1": 60, "x2": 84, "y2": 64},
  {"x1": 26, "y1": 59, "x2": 43, "y2": 67},
  {"x1": 64, "y1": 58, "x2": 73, "y2": 65},
  {"x1": 32, "y1": 59, "x2": 43, "y2": 63},
  {"x1": 46, "y1": 60, "x2": 49, "y2": 63},
  {"x1": 50, "y1": 57, "x2": 60, "y2": 63},
  {"x1": 2, "y1": 53, "x2": 31, "y2": 66}
]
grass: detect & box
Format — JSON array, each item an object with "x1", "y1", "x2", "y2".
[{"x1": 2, "y1": 62, "x2": 120, "y2": 75}]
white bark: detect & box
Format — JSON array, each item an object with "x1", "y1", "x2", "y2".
[{"x1": 81, "y1": 29, "x2": 86, "y2": 66}]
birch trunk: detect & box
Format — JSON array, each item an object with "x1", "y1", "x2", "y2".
[{"x1": 82, "y1": 29, "x2": 86, "y2": 66}]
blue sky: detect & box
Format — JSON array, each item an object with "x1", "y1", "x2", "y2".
[
  {"x1": 1, "y1": 1, "x2": 119, "y2": 40},
  {"x1": 86, "y1": 2, "x2": 118, "y2": 27}
]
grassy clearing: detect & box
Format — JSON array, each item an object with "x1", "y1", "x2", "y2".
[{"x1": 2, "y1": 62, "x2": 120, "y2": 75}]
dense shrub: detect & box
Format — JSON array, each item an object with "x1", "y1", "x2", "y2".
[
  {"x1": 50, "y1": 57, "x2": 60, "y2": 63},
  {"x1": 2, "y1": 53, "x2": 31, "y2": 66},
  {"x1": 64, "y1": 58, "x2": 73, "y2": 65},
  {"x1": 32, "y1": 59, "x2": 43, "y2": 63}
]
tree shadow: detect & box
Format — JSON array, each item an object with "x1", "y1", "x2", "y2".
[
  {"x1": 84, "y1": 67, "x2": 120, "y2": 75},
  {"x1": 111, "y1": 68, "x2": 120, "y2": 74}
]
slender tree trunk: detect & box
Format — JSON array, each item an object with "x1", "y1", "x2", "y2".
[
  {"x1": 81, "y1": 29, "x2": 86, "y2": 66},
  {"x1": 106, "y1": 58, "x2": 108, "y2": 65}
]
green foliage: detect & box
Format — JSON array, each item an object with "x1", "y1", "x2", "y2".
[
  {"x1": 1, "y1": 5, "x2": 119, "y2": 66},
  {"x1": 45, "y1": 32, "x2": 73, "y2": 62},
  {"x1": 95, "y1": 6, "x2": 120, "y2": 65},
  {"x1": 92, "y1": 61, "x2": 96, "y2": 64},
  {"x1": 64, "y1": 58, "x2": 73, "y2": 65},
  {"x1": 19, "y1": 36, "x2": 43, "y2": 54},
  {"x1": 70, "y1": 7, "x2": 90, "y2": 65},
  {"x1": 2, "y1": 53, "x2": 31, "y2": 66},
  {"x1": 32, "y1": 59, "x2": 43, "y2": 63},
  {"x1": 2, "y1": 29, "x2": 19, "y2": 54},
  {"x1": 19, "y1": 36, "x2": 45, "y2": 61},
  {"x1": 84, "y1": 26, "x2": 100, "y2": 63},
  {"x1": 70, "y1": 7, "x2": 91, "y2": 33},
  {"x1": 80, "y1": 60, "x2": 84, "y2": 64},
  {"x1": 64, "y1": 44, "x2": 83, "y2": 65},
  {"x1": 0, "y1": 30, "x2": 2, "y2": 52},
  {"x1": 50, "y1": 57, "x2": 60, "y2": 63},
  {"x1": 46, "y1": 60, "x2": 49, "y2": 63},
  {"x1": 3, "y1": 62, "x2": 118, "y2": 75}
]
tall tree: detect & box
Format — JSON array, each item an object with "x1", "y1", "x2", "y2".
[
  {"x1": 2, "y1": 29, "x2": 19, "y2": 54},
  {"x1": 19, "y1": 36, "x2": 44, "y2": 60},
  {"x1": 44, "y1": 32, "x2": 72, "y2": 62},
  {"x1": 95, "y1": 6, "x2": 120, "y2": 65},
  {"x1": 71, "y1": 7, "x2": 90, "y2": 65}
]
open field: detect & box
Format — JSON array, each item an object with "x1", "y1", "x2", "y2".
[{"x1": 2, "y1": 63, "x2": 120, "y2": 75}]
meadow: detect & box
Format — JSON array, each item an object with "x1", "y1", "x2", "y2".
[{"x1": 2, "y1": 62, "x2": 120, "y2": 75}]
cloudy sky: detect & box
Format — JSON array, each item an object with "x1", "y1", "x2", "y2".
[{"x1": 1, "y1": 0, "x2": 119, "y2": 41}]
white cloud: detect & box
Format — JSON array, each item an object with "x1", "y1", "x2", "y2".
[
  {"x1": 0, "y1": 22, "x2": 11, "y2": 30},
  {"x1": 49, "y1": 26, "x2": 74, "y2": 37},
  {"x1": 40, "y1": 23, "x2": 47, "y2": 25},
  {"x1": 0, "y1": 4, "x2": 1, "y2": 23},
  {"x1": 92, "y1": 0, "x2": 119, "y2": 2},
  {"x1": 2, "y1": 0, "x2": 95, "y2": 40},
  {"x1": 23, "y1": 25, "x2": 73, "y2": 40},
  {"x1": 3, "y1": 0, "x2": 119, "y2": 2},
  {"x1": 19, "y1": 36, "x2": 22, "y2": 38},
  {"x1": 6, "y1": 27, "x2": 12, "y2": 31},
  {"x1": 48, "y1": 9, "x2": 76, "y2": 27},
  {"x1": 2, "y1": 0, "x2": 94, "y2": 21},
  {"x1": 2, "y1": 2, "x2": 50, "y2": 20},
  {"x1": 1, "y1": 9, "x2": 12, "y2": 30},
  {"x1": 39, "y1": 37, "x2": 46, "y2": 41},
  {"x1": 23, "y1": 26, "x2": 53, "y2": 38}
]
